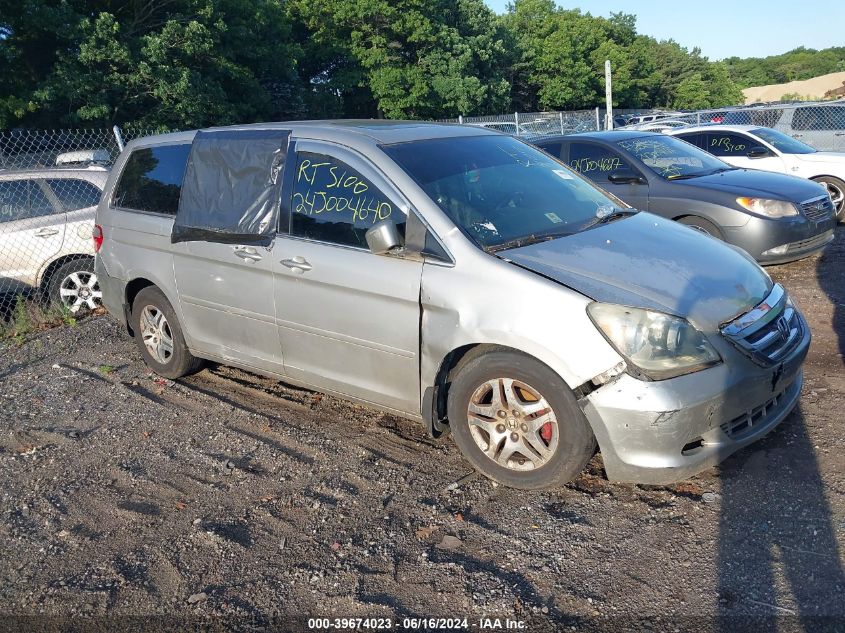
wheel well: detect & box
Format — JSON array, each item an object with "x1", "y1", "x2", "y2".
[
  {"x1": 39, "y1": 254, "x2": 94, "y2": 291},
  {"x1": 124, "y1": 278, "x2": 155, "y2": 334},
  {"x1": 428, "y1": 343, "x2": 532, "y2": 436}
]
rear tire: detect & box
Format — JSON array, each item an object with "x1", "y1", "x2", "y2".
[
  {"x1": 47, "y1": 257, "x2": 101, "y2": 314},
  {"x1": 677, "y1": 216, "x2": 724, "y2": 239},
  {"x1": 811, "y1": 176, "x2": 845, "y2": 222},
  {"x1": 446, "y1": 350, "x2": 595, "y2": 490},
  {"x1": 132, "y1": 286, "x2": 203, "y2": 379}
]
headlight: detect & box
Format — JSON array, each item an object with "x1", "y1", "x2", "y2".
[
  {"x1": 587, "y1": 303, "x2": 721, "y2": 380},
  {"x1": 736, "y1": 197, "x2": 798, "y2": 218}
]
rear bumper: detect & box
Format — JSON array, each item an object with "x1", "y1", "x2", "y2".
[
  {"x1": 94, "y1": 255, "x2": 127, "y2": 323},
  {"x1": 580, "y1": 315, "x2": 810, "y2": 484}
]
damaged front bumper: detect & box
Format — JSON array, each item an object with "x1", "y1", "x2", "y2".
[{"x1": 579, "y1": 318, "x2": 810, "y2": 484}]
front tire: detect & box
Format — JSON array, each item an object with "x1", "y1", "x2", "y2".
[
  {"x1": 811, "y1": 176, "x2": 845, "y2": 222},
  {"x1": 446, "y1": 350, "x2": 596, "y2": 490},
  {"x1": 677, "y1": 215, "x2": 724, "y2": 239},
  {"x1": 132, "y1": 286, "x2": 203, "y2": 379}
]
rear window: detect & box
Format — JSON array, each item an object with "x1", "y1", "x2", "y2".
[
  {"x1": 112, "y1": 144, "x2": 191, "y2": 215},
  {"x1": 46, "y1": 179, "x2": 103, "y2": 211}
]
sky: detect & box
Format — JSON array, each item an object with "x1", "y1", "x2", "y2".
[{"x1": 482, "y1": 0, "x2": 845, "y2": 60}]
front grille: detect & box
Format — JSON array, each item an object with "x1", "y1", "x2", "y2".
[
  {"x1": 800, "y1": 195, "x2": 834, "y2": 221},
  {"x1": 720, "y1": 284, "x2": 803, "y2": 366},
  {"x1": 721, "y1": 387, "x2": 786, "y2": 440},
  {"x1": 786, "y1": 229, "x2": 834, "y2": 253}
]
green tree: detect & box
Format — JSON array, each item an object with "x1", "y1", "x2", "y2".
[
  {"x1": 2, "y1": 0, "x2": 303, "y2": 128},
  {"x1": 288, "y1": 0, "x2": 510, "y2": 119},
  {"x1": 673, "y1": 72, "x2": 711, "y2": 109}
]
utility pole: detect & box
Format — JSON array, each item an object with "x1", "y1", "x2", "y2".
[{"x1": 605, "y1": 60, "x2": 613, "y2": 130}]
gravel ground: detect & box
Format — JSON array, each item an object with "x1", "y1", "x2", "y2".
[{"x1": 1, "y1": 229, "x2": 844, "y2": 633}]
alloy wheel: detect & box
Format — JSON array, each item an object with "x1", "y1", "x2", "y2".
[
  {"x1": 822, "y1": 181, "x2": 845, "y2": 217},
  {"x1": 140, "y1": 305, "x2": 174, "y2": 365},
  {"x1": 59, "y1": 271, "x2": 101, "y2": 313}
]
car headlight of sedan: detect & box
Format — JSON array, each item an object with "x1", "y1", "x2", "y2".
[
  {"x1": 736, "y1": 197, "x2": 798, "y2": 218},
  {"x1": 587, "y1": 303, "x2": 721, "y2": 380}
]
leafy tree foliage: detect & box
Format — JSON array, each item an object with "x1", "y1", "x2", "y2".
[
  {"x1": 498, "y1": 0, "x2": 741, "y2": 112},
  {"x1": 287, "y1": 0, "x2": 511, "y2": 119},
  {"x1": 0, "y1": 0, "x2": 782, "y2": 129},
  {"x1": 1, "y1": 0, "x2": 303, "y2": 128}
]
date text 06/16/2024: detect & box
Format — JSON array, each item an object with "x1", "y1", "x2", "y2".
[{"x1": 307, "y1": 618, "x2": 528, "y2": 630}]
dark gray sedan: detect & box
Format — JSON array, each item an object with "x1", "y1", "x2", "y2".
[{"x1": 532, "y1": 131, "x2": 836, "y2": 264}]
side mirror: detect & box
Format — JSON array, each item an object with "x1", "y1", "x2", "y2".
[
  {"x1": 746, "y1": 146, "x2": 772, "y2": 159},
  {"x1": 608, "y1": 169, "x2": 644, "y2": 185},
  {"x1": 365, "y1": 220, "x2": 403, "y2": 255}
]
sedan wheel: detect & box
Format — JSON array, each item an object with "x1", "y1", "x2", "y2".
[
  {"x1": 59, "y1": 271, "x2": 101, "y2": 314},
  {"x1": 46, "y1": 258, "x2": 101, "y2": 314},
  {"x1": 815, "y1": 176, "x2": 845, "y2": 220},
  {"x1": 677, "y1": 216, "x2": 724, "y2": 240}
]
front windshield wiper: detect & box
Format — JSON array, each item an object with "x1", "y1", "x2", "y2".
[
  {"x1": 486, "y1": 231, "x2": 573, "y2": 253},
  {"x1": 667, "y1": 172, "x2": 705, "y2": 180},
  {"x1": 580, "y1": 207, "x2": 639, "y2": 231}
]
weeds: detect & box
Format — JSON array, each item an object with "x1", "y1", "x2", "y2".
[{"x1": 0, "y1": 295, "x2": 84, "y2": 345}]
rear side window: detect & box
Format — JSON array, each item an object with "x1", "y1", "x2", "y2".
[
  {"x1": 567, "y1": 142, "x2": 633, "y2": 183},
  {"x1": 674, "y1": 133, "x2": 705, "y2": 149},
  {"x1": 290, "y1": 151, "x2": 404, "y2": 248},
  {"x1": 0, "y1": 180, "x2": 54, "y2": 222},
  {"x1": 112, "y1": 144, "x2": 191, "y2": 215},
  {"x1": 537, "y1": 141, "x2": 563, "y2": 160},
  {"x1": 704, "y1": 133, "x2": 750, "y2": 157},
  {"x1": 46, "y1": 179, "x2": 103, "y2": 211}
]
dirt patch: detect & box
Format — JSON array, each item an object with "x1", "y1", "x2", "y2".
[
  {"x1": 1, "y1": 230, "x2": 844, "y2": 630},
  {"x1": 742, "y1": 70, "x2": 845, "y2": 103}
]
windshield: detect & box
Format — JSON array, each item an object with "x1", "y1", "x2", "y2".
[
  {"x1": 751, "y1": 127, "x2": 816, "y2": 154},
  {"x1": 382, "y1": 135, "x2": 627, "y2": 250},
  {"x1": 617, "y1": 135, "x2": 731, "y2": 180}
]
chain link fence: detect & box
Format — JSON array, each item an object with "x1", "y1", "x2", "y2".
[
  {"x1": 0, "y1": 127, "x2": 158, "y2": 325},
  {"x1": 445, "y1": 101, "x2": 845, "y2": 151},
  {"x1": 440, "y1": 109, "x2": 601, "y2": 137},
  {"x1": 440, "y1": 108, "x2": 659, "y2": 139},
  {"x1": 617, "y1": 101, "x2": 845, "y2": 152}
]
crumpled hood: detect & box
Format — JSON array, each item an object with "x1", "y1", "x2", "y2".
[
  {"x1": 675, "y1": 167, "x2": 827, "y2": 200},
  {"x1": 503, "y1": 213, "x2": 772, "y2": 330}
]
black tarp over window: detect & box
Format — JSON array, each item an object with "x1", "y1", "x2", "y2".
[{"x1": 171, "y1": 129, "x2": 291, "y2": 244}]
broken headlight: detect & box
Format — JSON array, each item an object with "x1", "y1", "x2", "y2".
[{"x1": 587, "y1": 303, "x2": 721, "y2": 380}]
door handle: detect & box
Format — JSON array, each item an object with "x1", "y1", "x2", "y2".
[
  {"x1": 281, "y1": 256, "x2": 312, "y2": 273},
  {"x1": 835, "y1": 132, "x2": 845, "y2": 136},
  {"x1": 34, "y1": 227, "x2": 59, "y2": 237},
  {"x1": 233, "y1": 246, "x2": 262, "y2": 262}
]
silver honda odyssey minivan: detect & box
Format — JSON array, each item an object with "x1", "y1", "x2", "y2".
[{"x1": 94, "y1": 121, "x2": 810, "y2": 489}]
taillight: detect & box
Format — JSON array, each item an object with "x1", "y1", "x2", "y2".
[{"x1": 93, "y1": 224, "x2": 104, "y2": 252}]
